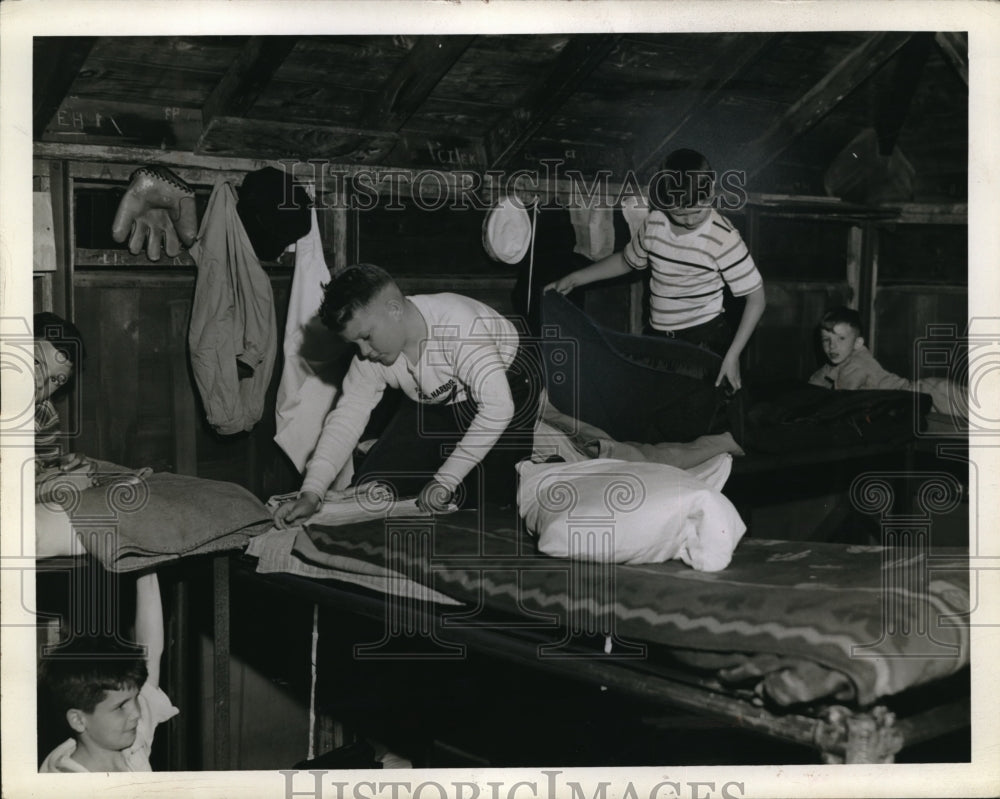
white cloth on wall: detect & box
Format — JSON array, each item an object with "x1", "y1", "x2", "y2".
[
  {"x1": 568, "y1": 203, "x2": 615, "y2": 262},
  {"x1": 274, "y1": 208, "x2": 352, "y2": 485},
  {"x1": 620, "y1": 193, "x2": 649, "y2": 240}
]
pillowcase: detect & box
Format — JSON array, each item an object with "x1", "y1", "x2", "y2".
[{"x1": 517, "y1": 457, "x2": 745, "y2": 571}]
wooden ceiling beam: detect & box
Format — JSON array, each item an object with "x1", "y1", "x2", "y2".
[
  {"x1": 934, "y1": 32, "x2": 968, "y2": 87},
  {"x1": 739, "y1": 32, "x2": 913, "y2": 179},
  {"x1": 634, "y1": 33, "x2": 778, "y2": 175},
  {"x1": 360, "y1": 35, "x2": 476, "y2": 132},
  {"x1": 201, "y1": 36, "x2": 299, "y2": 128},
  {"x1": 485, "y1": 34, "x2": 621, "y2": 170},
  {"x1": 196, "y1": 115, "x2": 489, "y2": 170},
  {"x1": 876, "y1": 33, "x2": 935, "y2": 155},
  {"x1": 197, "y1": 116, "x2": 399, "y2": 161},
  {"x1": 33, "y1": 37, "x2": 97, "y2": 139}
]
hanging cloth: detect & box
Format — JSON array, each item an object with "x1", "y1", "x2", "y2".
[
  {"x1": 188, "y1": 182, "x2": 277, "y2": 435},
  {"x1": 568, "y1": 203, "x2": 615, "y2": 262},
  {"x1": 274, "y1": 208, "x2": 352, "y2": 478},
  {"x1": 620, "y1": 192, "x2": 649, "y2": 240}
]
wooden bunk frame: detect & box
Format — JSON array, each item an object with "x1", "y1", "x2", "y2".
[{"x1": 208, "y1": 550, "x2": 970, "y2": 768}]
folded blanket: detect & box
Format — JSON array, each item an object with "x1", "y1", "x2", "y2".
[
  {"x1": 246, "y1": 526, "x2": 461, "y2": 606},
  {"x1": 266, "y1": 486, "x2": 456, "y2": 524},
  {"x1": 52, "y1": 471, "x2": 273, "y2": 572}
]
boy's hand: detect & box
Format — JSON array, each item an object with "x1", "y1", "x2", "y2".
[
  {"x1": 716, "y1": 354, "x2": 742, "y2": 392},
  {"x1": 36, "y1": 455, "x2": 97, "y2": 503},
  {"x1": 272, "y1": 491, "x2": 322, "y2": 529},
  {"x1": 544, "y1": 275, "x2": 579, "y2": 294},
  {"x1": 416, "y1": 480, "x2": 454, "y2": 514}
]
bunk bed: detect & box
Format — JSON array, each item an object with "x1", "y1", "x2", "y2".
[
  {"x1": 201, "y1": 292, "x2": 971, "y2": 768},
  {"x1": 218, "y1": 499, "x2": 969, "y2": 766},
  {"x1": 536, "y1": 291, "x2": 963, "y2": 534}
]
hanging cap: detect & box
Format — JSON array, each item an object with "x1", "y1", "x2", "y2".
[
  {"x1": 482, "y1": 197, "x2": 531, "y2": 264},
  {"x1": 236, "y1": 167, "x2": 312, "y2": 261}
]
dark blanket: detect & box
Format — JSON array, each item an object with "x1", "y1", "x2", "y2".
[
  {"x1": 539, "y1": 291, "x2": 728, "y2": 443},
  {"x1": 304, "y1": 506, "x2": 968, "y2": 708},
  {"x1": 539, "y1": 293, "x2": 927, "y2": 454},
  {"x1": 740, "y1": 382, "x2": 929, "y2": 454}
]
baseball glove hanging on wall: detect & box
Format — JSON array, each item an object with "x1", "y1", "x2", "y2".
[{"x1": 111, "y1": 165, "x2": 199, "y2": 261}]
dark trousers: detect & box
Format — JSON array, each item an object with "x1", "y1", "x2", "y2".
[
  {"x1": 351, "y1": 344, "x2": 542, "y2": 507},
  {"x1": 643, "y1": 313, "x2": 732, "y2": 358}
]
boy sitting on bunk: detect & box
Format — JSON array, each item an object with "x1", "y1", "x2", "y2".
[
  {"x1": 545, "y1": 148, "x2": 766, "y2": 392},
  {"x1": 809, "y1": 306, "x2": 909, "y2": 390},
  {"x1": 809, "y1": 306, "x2": 968, "y2": 418},
  {"x1": 34, "y1": 312, "x2": 87, "y2": 480},
  {"x1": 39, "y1": 571, "x2": 179, "y2": 772},
  {"x1": 272, "y1": 263, "x2": 540, "y2": 526}
]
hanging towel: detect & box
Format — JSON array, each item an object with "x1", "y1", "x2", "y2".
[
  {"x1": 273, "y1": 208, "x2": 353, "y2": 478},
  {"x1": 620, "y1": 192, "x2": 649, "y2": 240},
  {"x1": 568, "y1": 203, "x2": 615, "y2": 262},
  {"x1": 188, "y1": 182, "x2": 278, "y2": 435}
]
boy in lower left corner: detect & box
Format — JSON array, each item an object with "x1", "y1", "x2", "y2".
[{"x1": 39, "y1": 571, "x2": 178, "y2": 772}]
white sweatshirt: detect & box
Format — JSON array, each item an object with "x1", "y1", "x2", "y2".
[{"x1": 300, "y1": 293, "x2": 520, "y2": 497}]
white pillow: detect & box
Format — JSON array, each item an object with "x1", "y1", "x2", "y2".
[{"x1": 517, "y1": 457, "x2": 745, "y2": 571}]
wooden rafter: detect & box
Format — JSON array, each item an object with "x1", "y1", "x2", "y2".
[
  {"x1": 876, "y1": 33, "x2": 934, "y2": 155},
  {"x1": 197, "y1": 116, "x2": 399, "y2": 161},
  {"x1": 201, "y1": 36, "x2": 299, "y2": 128},
  {"x1": 485, "y1": 34, "x2": 621, "y2": 169},
  {"x1": 738, "y1": 32, "x2": 913, "y2": 178},
  {"x1": 359, "y1": 35, "x2": 475, "y2": 132},
  {"x1": 934, "y1": 32, "x2": 968, "y2": 87},
  {"x1": 33, "y1": 37, "x2": 96, "y2": 139},
  {"x1": 634, "y1": 33, "x2": 778, "y2": 175}
]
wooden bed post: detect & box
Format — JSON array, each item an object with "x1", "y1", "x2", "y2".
[
  {"x1": 213, "y1": 553, "x2": 231, "y2": 769},
  {"x1": 815, "y1": 705, "x2": 904, "y2": 763}
]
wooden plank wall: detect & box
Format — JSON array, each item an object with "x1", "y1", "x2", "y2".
[
  {"x1": 47, "y1": 156, "x2": 968, "y2": 505},
  {"x1": 72, "y1": 271, "x2": 300, "y2": 499}
]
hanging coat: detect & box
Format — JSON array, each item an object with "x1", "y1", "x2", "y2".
[{"x1": 188, "y1": 182, "x2": 277, "y2": 435}]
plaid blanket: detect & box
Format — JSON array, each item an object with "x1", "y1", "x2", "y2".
[{"x1": 303, "y1": 506, "x2": 969, "y2": 707}]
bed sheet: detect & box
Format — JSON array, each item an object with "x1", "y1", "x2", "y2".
[{"x1": 301, "y1": 506, "x2": 969, "y2": 708}]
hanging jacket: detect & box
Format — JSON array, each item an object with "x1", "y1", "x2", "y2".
[{"x1": 188, "y1": 182, "x2": 277, "y2": 435}]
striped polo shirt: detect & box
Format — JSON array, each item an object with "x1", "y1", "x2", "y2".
[{"x1": 623, "y1": 208, "x2": 763, "y2": 331}]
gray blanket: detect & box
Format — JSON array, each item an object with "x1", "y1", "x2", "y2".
[{"x1": 60, "y1": 471, "x2": 272, "y2": 572}]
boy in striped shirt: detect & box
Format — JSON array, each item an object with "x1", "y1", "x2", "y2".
[{"x1": 546, "y1": 149, "x2": 766, "y2": 392}]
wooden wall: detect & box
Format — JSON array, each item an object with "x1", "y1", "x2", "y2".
[
  {"x1": 72, "y1": 270, "x2": 299, "y2": 498},
  {"x1": 39, "y1": 157, "x2": 967, "y2": 502}
]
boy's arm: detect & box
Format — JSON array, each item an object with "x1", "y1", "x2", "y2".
[
  {"x1": 274, "y1": 357, "x2": 384, "y2": 528},
  {"x1": 135, "y1": 572, "x2": 164, "y2": 689},
  {"x1": 837, "y1": 349, "x2": 911, "y2": 391},
  {"x1": 544, "y1": 251, "x2": 630, "y2": 294},
  {"x1": 430, "y1": 348, "x2": 517, "y2": 500},
  {"x1": 808, "y1": 365, "x2": 835, "y2": 388},
  {"x1": 717, "y1": 285, "x2": 766, "y2": 389}
]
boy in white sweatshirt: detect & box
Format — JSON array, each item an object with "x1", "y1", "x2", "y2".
[{"x1": 273, "y1": 263, "x2": 539, "y2": 526}]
